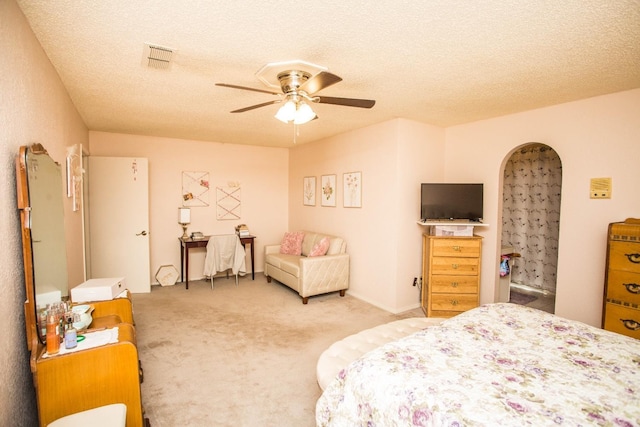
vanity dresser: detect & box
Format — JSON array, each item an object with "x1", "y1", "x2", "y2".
[
  {"x1": 16, "y1": 145, "x2": 149, "y2": 426},
  {"x1": 31, "y1": 296, "x2": 146, "y2": 426},
  {"x1": 602, "y1": 218, "x2": 640, "y2": 339}
]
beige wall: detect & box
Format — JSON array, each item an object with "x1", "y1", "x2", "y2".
[
  {"x1": 395, "y1": 120, "x2": 447, "y2": 308},
  {"x1": 289, "y1": 119, "x2": 446, "y2": 312},
  {"x1": 78, "y1": 90, "x2": 640, "y2": 328},
  {"x1": 289, "y1": 90, "x2": 640, "y2": 325},
  {"x1": 89, "y1": 132, "x2": 289, "y2": 283},
  {"x1": 445, "y1": 88, "x2": 640, "y2": 326},
  {"x1": 1, "y1": 0, "x2": 88, "y2": 423}
]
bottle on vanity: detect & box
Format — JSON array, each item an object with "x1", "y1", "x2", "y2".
[
  {"x1": 45, "y1": 313, "x2": 60, "y2": 355},
  {"x1": 64, "y1": 313, "x2": 77, "y2": 349}
]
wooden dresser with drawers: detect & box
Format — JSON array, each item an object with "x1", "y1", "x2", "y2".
[
  {"x1": 602, "y1": 218, "x2": 640, "y2": 339},
  {"x1": 422, "y1": 234, "x2": 482, "y2": 318}
]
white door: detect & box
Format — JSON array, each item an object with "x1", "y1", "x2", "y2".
[{"x1": 88, "y1": 157, "x2": 150, "y2": 293}]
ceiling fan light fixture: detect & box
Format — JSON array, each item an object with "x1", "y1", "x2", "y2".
[
  {"x1": 293, "y1": 102, "x2": 316, "y2": 124},
  {"x1": 219, "y1": 66, "x2": 375, "y2": 123},
  {"x1": 275, "y1": 100, "x2": 297, "y2": 123},
  {"x1": 275, "y1": 99, "x2": 316, "y2": 124}
]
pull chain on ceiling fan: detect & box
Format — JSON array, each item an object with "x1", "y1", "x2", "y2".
[{"x1": 216, "y1": 68, "x2": 375, "y2": 125}]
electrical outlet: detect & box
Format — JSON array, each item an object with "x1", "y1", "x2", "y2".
[{"x1": 590, "y1": 177, "x2": 612, "y2": 199}]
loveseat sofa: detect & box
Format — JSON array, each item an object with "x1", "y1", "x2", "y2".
[{"x1": 264, "y1": 231, "x2": 349, "y2": 304}]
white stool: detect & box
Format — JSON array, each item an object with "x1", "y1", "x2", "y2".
[
  {"x1": 47, "y1": 403, "x2": 126, "y2": 427},
  {"x1": 317, "y1": 317, "x2": 445, "y2": 390}
]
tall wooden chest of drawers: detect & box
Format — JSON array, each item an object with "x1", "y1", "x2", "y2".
[
  {"x1": 422, "y1": 234, "x2": 482, "y2": 318},
  {"x1": 602, "y1": 218, "x2": 640, "y2": 339}
]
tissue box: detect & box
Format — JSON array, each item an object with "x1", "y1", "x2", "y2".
[
  {"x1": 433, "y1": 225, "x2": 474, "y2": 237},
  {"x1": 71, "y1": 277, "x2": 126, "y2": 302}
]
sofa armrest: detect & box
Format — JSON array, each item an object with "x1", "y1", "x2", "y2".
[
  {"x1": 298, "y1": 253, "x2": 350, "y2": 297},
  {"x1": 264, "y1": 244, "x2": 281, "y2": 255}
]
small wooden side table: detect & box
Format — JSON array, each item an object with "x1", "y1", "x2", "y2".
[
  {"x1": 180, "y1": 235, "x2": 256, "y2": 288},
  {"x1": 179, "y1": 236, "x2": 210, "y2": 289},
  {"x1": 239, "y1": 235, "x2": 256, "y2": 280}
]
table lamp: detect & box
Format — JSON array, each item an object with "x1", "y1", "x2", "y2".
[{"x1": 178, "y1": 207, "x2": 191, "y2": 239}]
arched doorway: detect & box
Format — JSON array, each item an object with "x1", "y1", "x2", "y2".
[{"x1": 501, "y1": 143, "x2": 562, "y2": 313}]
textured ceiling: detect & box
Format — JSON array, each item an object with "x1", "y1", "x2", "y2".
[{"x1": 16, "y1": 0, "x2": 640, "y2": 148}]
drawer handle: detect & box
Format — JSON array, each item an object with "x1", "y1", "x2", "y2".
[
  {"x1": 624, "y1": 253, "x2": 640, "y2": 264},
  {"x1": 452, "y1": 264, "x2": 459, "y2": 269},
  {"x1": 450, "y1": 300, "x2": 459, "y2": 306},
  {"x1": 622, "y1": 283, "x2": 640, "y2": 294},
  {"x1": 452, "y1": 246, "x2": 461, "y2": 251},
  {"x1": 451, "y1": 282, "x2": 459, "y2": 288},
  {"x1": 621, "y1": 318, "x2": 640, "y2": 331}
]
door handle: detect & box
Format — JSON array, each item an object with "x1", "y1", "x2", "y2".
[{"x1": 136, "y1": 230, "x2": 148, "y2": 236}]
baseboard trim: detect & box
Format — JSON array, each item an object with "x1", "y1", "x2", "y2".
[{"x1": 346, "y1": 290, "x2": 422, "y2": 315}]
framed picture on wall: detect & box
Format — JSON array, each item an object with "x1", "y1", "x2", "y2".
[
  {"x1": 303, "y1": 176, "x2": 316, "y2": 206},
  {"x1": 343, "y1": 171, "x2": 362, "y2": 208},
  {"x1": 321, "y1": 174, "x2": 336, "y2": 207}
]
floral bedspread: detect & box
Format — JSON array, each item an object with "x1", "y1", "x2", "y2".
[{"x1": 316, "y1": 303, "x2": 640, "y2": 426}]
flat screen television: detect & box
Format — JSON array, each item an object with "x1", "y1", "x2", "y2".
[{"x1": 421, "y1": 183, "x2": 483, "y2": 222}]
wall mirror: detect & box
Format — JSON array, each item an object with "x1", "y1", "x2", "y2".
[{"x1": 16, "y1": 143, "x2": 69, "y2": 349}]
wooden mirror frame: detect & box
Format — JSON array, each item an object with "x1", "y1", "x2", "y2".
[
  {"x1": 16, "y1": 143, "x2": 69, "y2": 356},
  {"x1": 16, "y1": 144, "x2": 39, "y2": 355}
]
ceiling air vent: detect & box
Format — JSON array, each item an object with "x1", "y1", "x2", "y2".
[{"x1": 142, "y1": 43, "x2": 174, "y2": 70}]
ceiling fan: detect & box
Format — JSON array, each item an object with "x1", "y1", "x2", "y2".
[{"x1": 216, "y1": 70, "x2": 375, "y2": 124}]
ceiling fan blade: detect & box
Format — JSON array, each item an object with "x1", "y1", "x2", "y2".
[
  {"x1": 216, "y1": 83, "x2": 280, "y2": 95},
  {"x1": 230, "y1": 100, "x2": 280, "y2": 113},
  {"x1": 300, "y1": 71, "x2": 343, "y2": 95},
  {"x1": 315, "y1": 96, "x2": 376, "y2": 109}
]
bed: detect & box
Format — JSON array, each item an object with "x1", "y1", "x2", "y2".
[{"x1": 316, "y1": 303, "x2": 640, "y2": 426}]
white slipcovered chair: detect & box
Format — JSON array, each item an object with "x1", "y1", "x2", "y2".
[{"x1": 203, "y1": 234, "x2": 246, "y2": 288}]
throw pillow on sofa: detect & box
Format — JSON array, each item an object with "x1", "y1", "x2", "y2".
[
  {"x1": 308, "y1": 237, "x2": 330, "y2": 257},
  {"x1": 280, "y1": 231, "x2": 305, "y2": 255}
]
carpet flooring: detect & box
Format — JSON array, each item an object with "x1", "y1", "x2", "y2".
[{"x1": 131, "y1": 274, "x2": 422, "y2": 427}]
